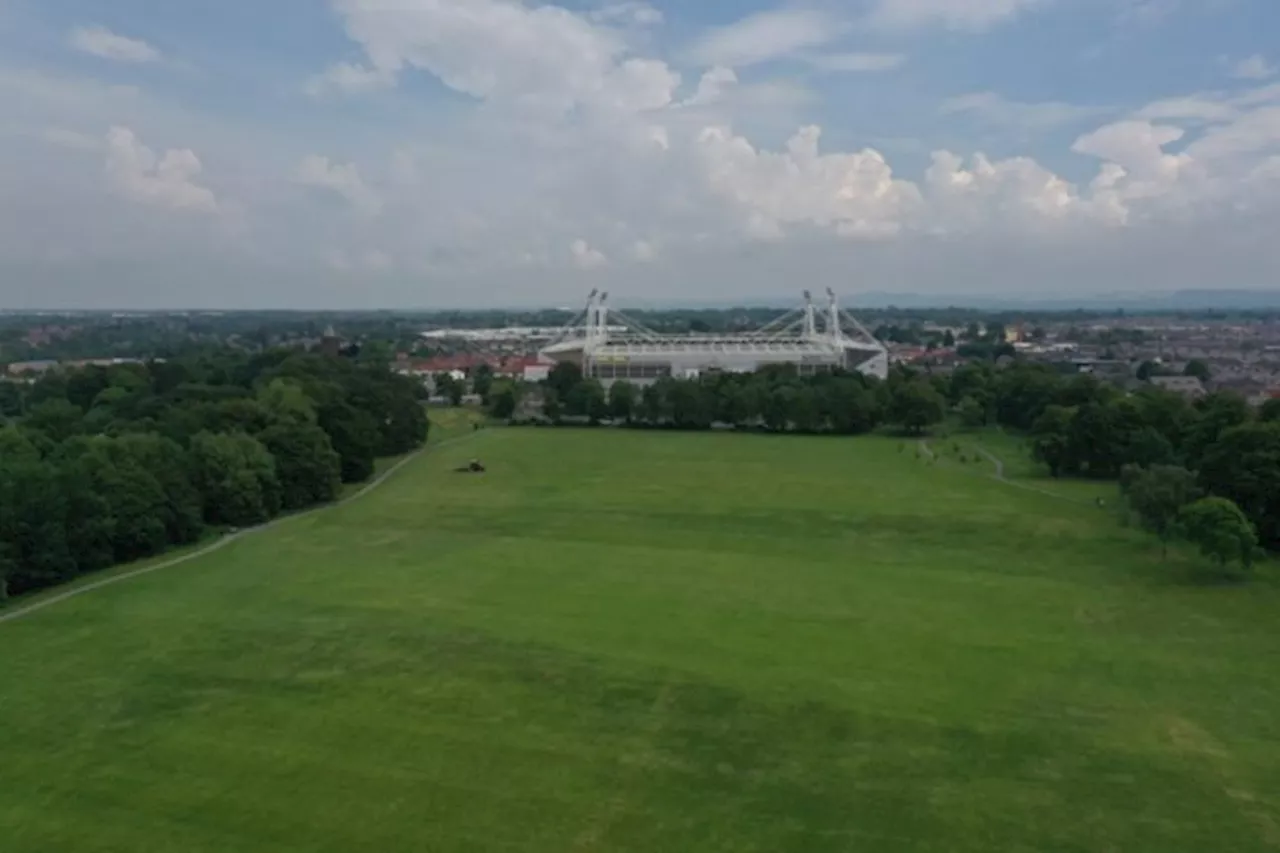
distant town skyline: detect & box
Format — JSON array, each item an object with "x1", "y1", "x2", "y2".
[{"x1": 2, "y1": 0, "x2": 1279, "y2": 308}]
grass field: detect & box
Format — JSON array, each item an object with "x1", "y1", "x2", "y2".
[{"x1": 4, "y1": 426, "x2": 1280, "y2": 852}]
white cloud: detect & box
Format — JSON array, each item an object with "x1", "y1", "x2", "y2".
[
  {"x1": 631, "y1": 239, "x2": 656, "y2": 262},
  {"x1": 8, "y1": 0, "x2": 1280, "y2": 307},
  {"x1": 43, "y1": 127, "x2": 101, "y2": 151},
  {"x1": 810, "y1": 53, "x2": 906, "y2": 73},
  {"x1": 326, "y1": 0, "x2": 680, "y2": 115},
  {"x1": 942, "y1": 91, "x2": 1106, "y2": 129},
  {"x1": 104, "y1": 126, "x2": 217, "y2": 212},
  {"x1": 1185, "y1": 106, "x2": 1280, "y2": 161},
  {"x1": 69, "y1": 26, "x2": 161, "y2": 63},
  {"x1": 1232, "y1": 55, "x2": 1277, "y2": 81},
  {"x1": 305, "y1": 62, "x2": 394, "y2": 97},
  {"x1": 695, "y1": 125, "x2": 920, "y2": 240},
  {"x1": 923, "y1": 150, "x2": 1090, "y2": 228},
  {"x1": 589, "y1": 2, "x2": 664, "y2": 26},
  {"x1": 868, "y1": 0, "x2": 1042, "y2": 30},
  {"x1": 1134, "y1": 96, "x2": 1239, "y2": 123},
  {"x1": 688, "y1": 9, "x2": 838, "y2": 68},
  {"x1": 295, "y1": 155, "x2": 382, "y2": 215},
  {"x1": 680, "y1": 66, "x2": 738, "y2": 107},
  {"x1": 571, "y1": 238, "x2": 608, "y2": 268}
]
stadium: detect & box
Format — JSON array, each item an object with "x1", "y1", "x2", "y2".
[{"x1": 539, "y1": 290, "x2": 889, "y2": 385}]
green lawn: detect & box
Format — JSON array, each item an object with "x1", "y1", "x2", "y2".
[{"x1": 4, "y1": 428, "x2": 1280, "y2": 852}]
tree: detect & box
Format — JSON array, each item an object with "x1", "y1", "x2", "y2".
[
  {"x1": 1136, "y1": 360, "x2": 1163, "y2": 381},
  {"x1": 608, "y1": 381, "x2": 637, "y2": 422},
  {"x1": 259, "y1": 423, "x2": 342, "y2": 511},
  {"x1": 471, "y1": 364, "x2": 495, "y2": 403},
  {"x1": 888, "y1": 380, "x2": 945, "y2": 435},
  {"x1": 992, "y1": 364, "x2": 1060, "y2": 431},
  {"x1": 1031, "y1": 405, "x2": 1076, "y2": 478},
  {"x1": 1179, "y1": 497, "x2": 1257, "y2": 576},
  {"x1": 1121, "y1": 464, "x2": 1201, "y2": 556},
  {"x1": 25, "y1": 399, "x2": 84, "y2": 443},
  {"x1": 111, "y1": 434, "x2": 204, "y2": 546},
  {"x1": 0, "y1": 457, "x2": 78, "y2": 596},
  {"x1": 1258, "y1": 398, "x2": 1280, "y2": 423},
  {"x1": 318, "y1": 403, "x2": 379, "y2": 483},
  {"x1": 434, "y1": 373, "x2": 464, "y2": 406},
  {"x1": 567, "y1": 379, "x2": 608, "y2": 422},
  {"x1": 489, "y1": 383, "x2": 519, "y2": 420},
  {"x1": 546, "y1": 362, "x2": 583, "y2": 402},
  {"x1": 957, "y1": 395, "x2": 988, "y2": 428},
  {"x1": 1183, "y1": 359, "x2": 1211, "y2": 382},
  {"x1": 1185, "y1": 392, "x2": 1250, "y2": 462},
  {"x1": 942, "y1": 329, "x2": 956, "y2": 347},
  {"x1": 0, "y1": 382, "x2": 24, "y2": 418},
  {"x1": 73, "y1": 445, "x2": 170, "y2": 563},
  {"x1": 189, "y1": 431, "x2": 281, "y2": 527},
  {"x1": 257, "y1": 378, "x2": 317, "y2": 426},
  {"x1": 542, "y1": 387, "x2": 563, "y2": 422},
  {"x1": 1198, "y1": 422, "x2": 1280, "y2": 549}
]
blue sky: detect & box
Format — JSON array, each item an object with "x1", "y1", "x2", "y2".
[{"x1": 1, "y1": 0, "x2": 1278, "y2": 308}]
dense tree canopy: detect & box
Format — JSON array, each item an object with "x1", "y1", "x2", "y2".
[{"x1": 0, "y1": 347, "x2": 428, "y2": 602}]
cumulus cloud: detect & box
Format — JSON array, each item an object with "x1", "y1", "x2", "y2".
[
  {"x1": 680, "y1": 66, "x2": 738, "y2": 107},
  {"x1": 1232, "y1": 55, "x2": 1277, "y2": 81},
  {"x1": 687, "y1": 9, "x2": 838, "y2": 68},
  {"x1": 942, "y1": 91, "x2": 1107, "y2": 129},
  {"x1": 104, "y1": 126, "x2": 217, "y2": 212},
  {"x1": 631, "y1": 239, "x2": 657, "y2": 262},
  {"x1": 11, "y1": 0, "x2": 1280, "y2": 306},
  {"x1": 810, "y1": 53, "x2": 906, "y2": 73},
  {"x1": 571, "y1": 238, "x2": 608, "y2": 269},
  {"x1": 305, "y1": 62, "x2": 394, "y2": 97},
  {"x1": 1134, "y1": 96, "x2": 1239, "y2": 123},
  {"x1": 868, "y1": 0, "x2": 1043, "y2": 30},
  {"x1": 589, "y1": 2, "x2": 664, "y2": 26},
  {"x1": 44, "y1": 127, "x2": 101, "y2": 151},
  {"x1": 69, "y1": 26, "x2": 161, "y2": 63},
  {"x1": 325, "y1": 0, "x2": 680, "y2": 115},
  {"x1": 696, "y1": 125, "x2": 920, "y2": 240},
  {"x1": 295, "y1": 155, "x2": 382, "y2": 215}
]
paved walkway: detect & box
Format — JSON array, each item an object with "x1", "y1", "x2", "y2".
[{"x1": 0, "y1": 432, "x2": 481, "y2": 627}]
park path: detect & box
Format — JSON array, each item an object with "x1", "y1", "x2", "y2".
[
  {"x1": 919, "y1": 439, "x2": 1084, "y2": 505},
  {"x1": 0, "y1": 431, "x2": 482, "y2": 628}
]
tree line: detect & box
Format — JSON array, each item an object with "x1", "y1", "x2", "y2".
[
  {"x1": 490, "y1": 360, "x2": 1280, "y2": 567},
  {"x1": 491, "y1": 362, "x2": 945, "y2": 436},
  {"x1": 0, "y1": 349, "x2": 428, "y2": 602}
]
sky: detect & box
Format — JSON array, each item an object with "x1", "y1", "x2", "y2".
[{"x1": 2, "y1": 0, "x2": 1279, "y2": 309}]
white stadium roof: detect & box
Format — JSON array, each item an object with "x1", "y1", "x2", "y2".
[{"x1": 539, "y1": 290, "x2": 888, "y2": 380}]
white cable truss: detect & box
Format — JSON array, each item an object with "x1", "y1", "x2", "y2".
[{"x1": 541, "y1": 290, "x2": 889, "y2": 380}]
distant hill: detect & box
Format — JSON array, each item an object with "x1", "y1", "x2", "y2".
[{"x1": 844, "y1": 290, "x2": 1280, "y2": 312}]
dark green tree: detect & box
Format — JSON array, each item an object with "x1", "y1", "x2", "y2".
[
  {"x1": 888, "y1": 380, "x2": 945, "y2": 435},
  {"x1": 189, "y1": 431, "x2": 281, "y2": 527},
  {"x1": 1179, "y1": 497, "x2": 1257, "y2": 575},
  {"x1": 1198, "y1": 422, "x2": 1280, "y2": 549},
  {"x1": 1183, "y1": 359, "x2": 1211, "y2": 382},
  {"x1": 318, "y1": 403, "x2": 379, "y2": 484},
  {"x1": 472, "y1": 364, "x2": 495, "y2": 403},
  {"x1": 489, "y1": 383, "x2": 520, "y2": 420},
  {"x1": 259, "y1": 423, "x2": 342, "y2": 510},
  {"x1": 25, "y1": 399, "x2": 84, "y2": 443},
  {"x1": 545, "y1": 362, "x2": 583, "y2": 402},
  {"x1": 1121, "y1": 464, "x2": 1201, "y2": 556},
  {"x1": 608, "y1": 381, "x2": 637, "y2": 422},
  {"x1": 1030, "y1": 405, "x2": 1077, "y2": 478},
  {"x1": 1258, "y1": 398, "x2": 1280, "y2": 423}
]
